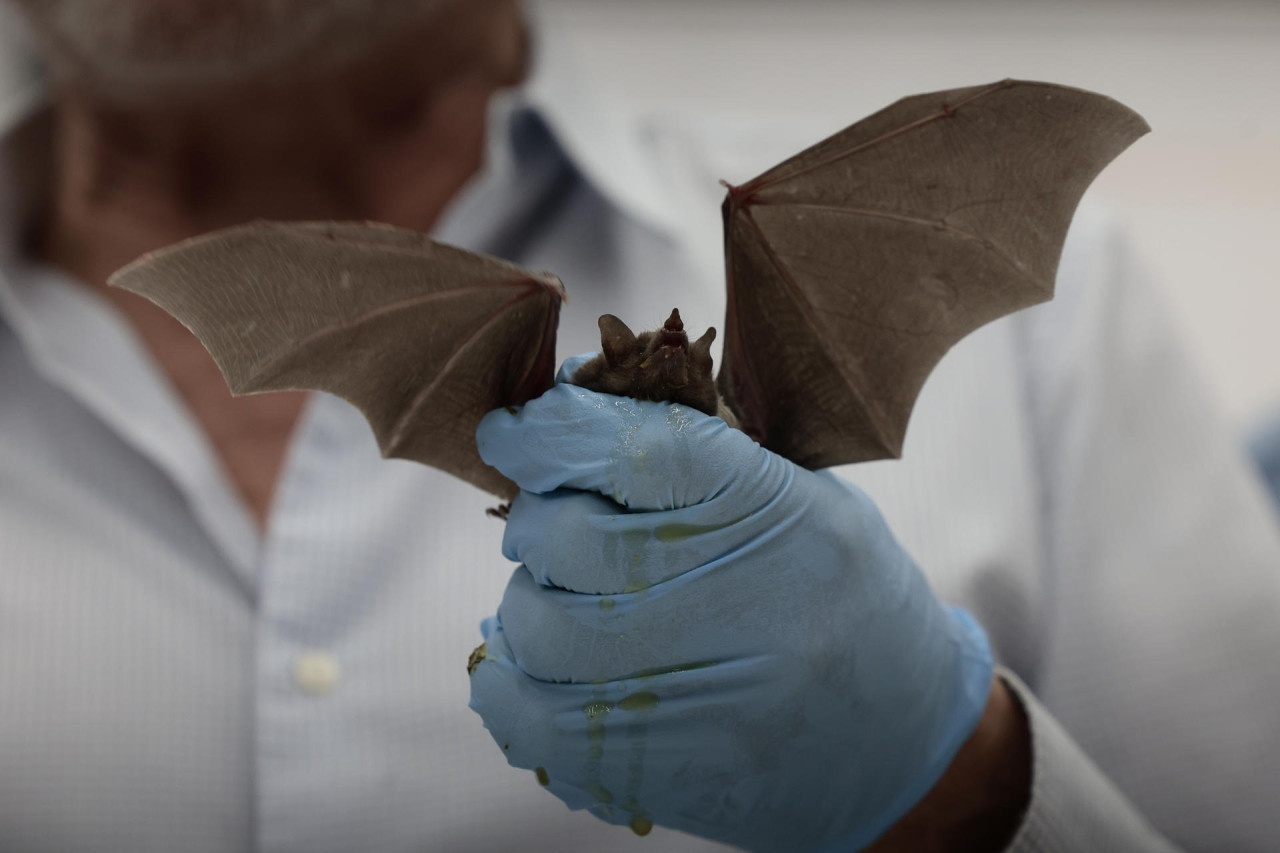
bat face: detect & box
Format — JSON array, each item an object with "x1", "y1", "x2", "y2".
[
  {"x1": 108, "y1": 80, "x2": 1148, "y2": 498},
  {"x1": 569, "y1": 309, "x2": 719, "y2": 417}
]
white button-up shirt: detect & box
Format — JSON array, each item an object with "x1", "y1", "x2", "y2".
[{"x1": 2, "y1": 8, "x2": 1279, "y2": 852}]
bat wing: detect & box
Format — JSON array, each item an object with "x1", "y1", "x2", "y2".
[
  {"x1": 109, "y1": 221, "x2": 565, "y2": 499},
  {"x1": 717, "y1": 79, "x2": 1149, "y2": 467}
]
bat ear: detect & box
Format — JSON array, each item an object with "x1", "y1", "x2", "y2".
[
  {"x1": 598, "y1": 314, "x2": 637, "y2": 366},
  {"x1": 691, "y1": 326, "x2": 716, "y2": 359}
]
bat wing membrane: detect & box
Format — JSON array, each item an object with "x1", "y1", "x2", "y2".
[
  {"x1": 718, "y1": 79, "x2": 1149, "y2": 467},
  {"x1": 110, "y1": 221, "x2": 565, "y2": 499}
]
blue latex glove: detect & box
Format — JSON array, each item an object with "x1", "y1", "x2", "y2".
[{"x1": 469, "y1": 354, "x2": 994, "y2": 852}]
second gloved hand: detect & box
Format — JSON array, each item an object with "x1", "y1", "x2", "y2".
[{"x1": 468, "y1": 356, "x2": 994, "y2": 852}]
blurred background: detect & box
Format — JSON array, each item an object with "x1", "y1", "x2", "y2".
[{"x1": 541, "y1": 0, "x2": 1280, "y2": 429}]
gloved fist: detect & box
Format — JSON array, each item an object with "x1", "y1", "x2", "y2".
[{"x1": 469, "y1": 355, "x2": 993, "y2": 852}]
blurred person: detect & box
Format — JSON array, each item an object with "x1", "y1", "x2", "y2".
[{"x1": 1, "y1": 1, "x2": 1278, "y2": 851}]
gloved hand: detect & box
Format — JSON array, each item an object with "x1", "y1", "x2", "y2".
[{"x1": 469, "y1": 355, "x2": 994, "y2": 852}]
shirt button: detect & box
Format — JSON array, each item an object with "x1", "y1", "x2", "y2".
[{"x1": 293, "y1": 651, "x2": 341, "y2": 695}]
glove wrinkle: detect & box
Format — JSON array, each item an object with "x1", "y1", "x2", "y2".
[{"x1": 471, "y1": 364, "x2": 996, "y2": 851}]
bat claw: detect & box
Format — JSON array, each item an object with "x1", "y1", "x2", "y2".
[
  {"x1": 486, "y1": 502, "x2": 511, "y2": 521},
  {"x1": 467, "y1": 643, "x2": 488, "y2": 675}
]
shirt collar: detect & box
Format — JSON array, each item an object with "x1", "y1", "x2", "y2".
[{"x1": 515, "y1": 8, "x2": 684, "y2": 240}]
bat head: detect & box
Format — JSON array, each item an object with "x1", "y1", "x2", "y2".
[{"x1": 570, "y1": 309, "x2": 719, "y2": 416}]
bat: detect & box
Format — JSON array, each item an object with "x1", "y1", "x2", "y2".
[{"x1": 108, "y1": 79, "x2": 1148, "y2": 501}]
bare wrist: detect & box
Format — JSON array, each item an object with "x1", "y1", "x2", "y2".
[{"x1": 864, "y1": 677, "x2": 1031, "y2": 853}]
